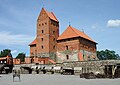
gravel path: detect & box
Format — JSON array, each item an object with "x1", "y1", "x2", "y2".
[{"x1": 0, "y1": 74, "x2": 120, "y2": 85}]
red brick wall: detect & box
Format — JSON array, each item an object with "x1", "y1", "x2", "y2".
[
  {"x1": 13, "y1": 58, "x2": 20, "y2": 65},
  {"x1": 57, "y1": 37, "x2": 97, "y2": 53},
  {"x1": 57, "y1": 38, "x2": 97, "y2": 62},
  {"x1": 33, "y1": 57, "x2": 49, "y2": 64},
  {"x1": 25, "y1": 57, "x2": 49, "y2": 64},
  {"x1": 36, "y1": 9, "x2": 59, "y2": 57},
  {"x1": 79, "y1": 38, "x2": 96, "y2": 52},
  {"x1": 25, "y1": 57, "x2": 31, "y2": 64},
  {"x1": 30, "y1": 45, "x2": 37, "y2": 57},
  {"x1": 49, "y1": 20, "x2": 59, "y2": 52},
  {"x1": 36, "y1": 9, "x2": 50, "y2": 54},
  {"x1": 57, "y1": 39, "x2": 80, "y2": 51}
]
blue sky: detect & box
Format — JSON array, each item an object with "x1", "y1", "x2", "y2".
[{"x1": 0, "y1": 0, "x2": 120, "y2": 57}]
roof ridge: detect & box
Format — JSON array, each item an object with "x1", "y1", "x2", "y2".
[
  {"x1": 51, "y1": 12, "x2": 58, "y2": 22},
  {"x1": 41, "y1": 8, "x2": 58, "y2": 22},
  {"x1": 42, "y1": 8, "x2": 49, "y2": 16}
]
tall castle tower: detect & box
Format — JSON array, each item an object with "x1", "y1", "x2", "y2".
[{"x1": 29, "y1": 8, "x2": 59, "y2": 62}]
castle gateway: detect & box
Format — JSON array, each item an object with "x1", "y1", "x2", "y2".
[{"x1": 29, "y1": 8, "x2": 97, "y2": 64}]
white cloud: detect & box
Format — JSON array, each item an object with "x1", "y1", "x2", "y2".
[
  {"x1": 107, "y1": 19, "x2": 120, "y2": 28},
  {"x1": 11, "y1": 50, "x2": 17, "y2": 54},
  {"x1": 0, "y1": 31, "x2": 34, "y2": 46}
]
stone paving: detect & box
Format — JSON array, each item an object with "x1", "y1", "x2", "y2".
[{"x1": 0, "y1": 74, "x2": 120, "y2": 85}]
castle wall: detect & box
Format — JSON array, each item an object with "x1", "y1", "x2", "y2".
[
  {"x1": 13, "y1": 58, "x2": 21, "y2": 65},
  {"x1": 57, "y1": 39, "x2": 79, "y2": 63},
  {"x1": 30, "y1": 45, "x2": 37, "y2": 57},
  {"x1": 57, "y1": 37, "x2": 97, "y2": 63},
  {"x1": 63, "y1": 60, "x2": 120, "y2": 74}
]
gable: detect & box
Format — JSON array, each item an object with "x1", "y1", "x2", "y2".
[
  {"x1": 29, "y1": 39, "x2": 37, "y2": 46},
  {"x1": 38, "y1": 8, "x2": 58, "y2": 22}
]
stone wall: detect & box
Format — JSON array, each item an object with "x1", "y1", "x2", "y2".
[
  {"x1": 63, "y1": 60, "x2": 120, "y2": 74},
  {"x1": 56, "y1": 50, "x2": 78, "y2": 63}
]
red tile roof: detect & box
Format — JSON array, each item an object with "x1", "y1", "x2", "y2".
[
  {"x1": 0, "y1": 56, "x2": 7, "y2": 60},
  {"x1": 57, "y1": 26, "x2": 96, "y2": 43},
  {"x1": 29, "y1": 39, "x2": 37, "y2": 46},
  {"x1": 42, "y1": 8, "x2": 58, "y2": 22},
  {"x1": 49, "y1": 59, "x2": 56, "y2": 64}
]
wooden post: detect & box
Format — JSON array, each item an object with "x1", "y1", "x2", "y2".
[{"x1": 112, "y1": 65, "x2": 117, "y2": 78}]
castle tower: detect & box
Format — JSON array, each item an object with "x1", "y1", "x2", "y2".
[{"x1": 29, "y1": 8, "x2": 59, "y2": 62}]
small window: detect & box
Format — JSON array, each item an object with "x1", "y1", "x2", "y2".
[
  {"x1": 53, "y1": 38, "x2": 55, "y2": 41},
  {"x1": 41, "y1": 38, "x2": 43, "y2": 41},
  {"x1": 66, "y1": 45, "x2": 68, "y2": 50},
  {"x1": 66, "y1": 55, "x2": 69, "y2": 60},
  {"x1": 39, "y1": 24, "x2": 41, "y2": 26},
  {"x1": 42, "y1": 30, "x2": 44, "y2": 33},
  {"x1": 45, "y1": 22, "x2": 47, "y2": 25},
  {"x1": 42, "y1": 23, "x2": 44, "y2": 26},
  {"x1": 53, "y1": 45, "x2": 55, "y2": 49},
  {"x1": 53, "y1": 31, "x2": 55, "y2": 34},
  {"x1": 41, "y1": 45, "x2": 44, "y2": 49}
]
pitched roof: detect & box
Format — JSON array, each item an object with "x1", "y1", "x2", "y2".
[
  {"x1": 0, "y1": 56, "x2": 7, "y2": 60},
  {"x1": 57, "y1": 26, "x2": 96, "y2": 43},
  {"x1": 29, "y1": 39, "x2": 37, "y2": 46},
  {"x1": 49, "y1": 59, "x2": 56, "y2": 64},
  {"x1": 42, "y1": 8, "x2": 58, "y2": 22}
]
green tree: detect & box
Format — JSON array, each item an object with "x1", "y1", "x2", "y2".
[
  {"x1": 16, "y1": 53, "x2": 26, "y2": 62},
  {"x1": 0, "y1": 49, "x2": 12, "y2": 57},
  {"x1": 97, "y1": 49, "x2": 120, "y2": 60}
]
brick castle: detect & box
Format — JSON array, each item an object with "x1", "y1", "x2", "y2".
[{"x1": 29, "y1": 8, "x2": 97, "y2": 64}]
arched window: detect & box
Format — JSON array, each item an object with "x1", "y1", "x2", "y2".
[
  {"x1": 66, "y1": 55, "x2": 69, "y2": 60},
  {"x1": 53, "y1": 31, "x2": 55, "y2": 34},
  {"x1": 66, "y1": 45, "x2": 68, "y2": 50},
  {"x1": 41, "y1": 45, "x2": 44, "y2": 49},
  {"x1": 53, "y1": 45, "x2": 55, "y2": 49},
  {"x1": 41, "y1": 30, "x2": 44, "y2": 33},
  {"x1": 41, "y1": 38, "x2": 43, "y2": 41}
]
